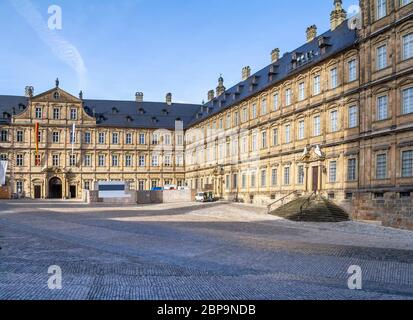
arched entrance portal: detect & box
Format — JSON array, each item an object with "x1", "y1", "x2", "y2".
[{"x1": 49, "y1": 177, "x2": 63, "y2": 199}]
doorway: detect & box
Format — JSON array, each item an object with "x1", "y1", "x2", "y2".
[
  {"x1": 69, "y1": 185, "x2": 76, "y2": 199},
  {"x1": 312, "y1": 166, "x2": 319, "y2": 193},
  {"x1": 49, "y1": 177, "x2": 62, "y2": 199},
  {"x1": 34, "y1": 185, "x2": 41, "y2": 199}
]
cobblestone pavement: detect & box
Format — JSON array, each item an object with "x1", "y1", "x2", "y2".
[{"x1": 0, "y1": 200, "x2": 412, "y2": 300}]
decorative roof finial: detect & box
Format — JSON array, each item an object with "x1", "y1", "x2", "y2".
[
  {"x1": 79, "y1": 90, "x2": 83, "y2": 100},
  {"x1": 55, "y1": 78, "x2": 60, "y2": 88}
]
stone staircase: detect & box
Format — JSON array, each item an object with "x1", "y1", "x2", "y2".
[{"x1": 270, "y1": 194, "x2": 350, "y2": 222}]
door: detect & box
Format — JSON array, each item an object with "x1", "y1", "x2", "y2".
[
  {"x1": 34, "y1": 185, "x2": 41, "y2": 199},
  {"x1": 49, "y1": 177, "x2": 62, "y2": 199},
  {"x1": 312, "y1": 166, "x2": 319, "y2": 193},
  {"x1": 70, "y1": 186, "x2": 76, "y2": 199}
]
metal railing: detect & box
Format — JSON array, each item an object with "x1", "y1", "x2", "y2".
[{"x1": 267, "y1": 190, "x2": 298, "y2": 214}]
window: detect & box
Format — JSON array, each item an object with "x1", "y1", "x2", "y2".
[
  {"x1": 376, "y1": 153, "x2": 387, "y2": 179},
  {"x1": 164, "y1": 155, "x2": 171, "y2": 167},
  {"x1": 271, "y1": 168, "x2": 277, "y2": 186},
  {"x1": 330, "y1": 68, "x2": 338, "y2": 89},
  {"x1": 402, "y1": 87, "x2": 413, "y2": 115},
  {"x1": 37, "y1": 131, "x2": 42, "y2": 143},
  {"x1": 403, "y1": 33, "x2": 413, "y2": 60},
  {"x1": 242, "y1": 108, "x2": 248, "y2": 122},
  {"x1": 402, "y1": 150, "x2": 413, "y2": 177},
  {"x1": 313, "y1": 75, "x2": 321, "y2": 95},
  {"x1": 139, "y1": 155, "x2": 145, "y2": 167},
  {"x1": 16, "y1": 130, "x2": 23, "y2": 143},
  {"x1": 330, "y1": 111, "x2": 338, "y2": 132},
  {"x1": 376, "y1": 45, "x2": 387, "y2": 70},
  {"x1": 313, "y1": 115, "x2": 321, "y2": 136},
  {"x1": 0, "y1": 154, "x2": 7, "y2": 161},
  {"x1": 273, "y1": 93, "x2": 279, "y2": 111},
  {"x1": 225, "y1": 175, "x2": 230, "y2": 190},
  {"x1": 52, "y1": 154, "x2": 59, "y2": 166},
  {"x1": 285, "y1": 125, "x2": 291, "y2": 143},
  {"x1": 261, "y1": 98, "x2": 267, "y2": 115},
  {"x1": 139, "y1": 133, "x2": 145, "y2": 145},
  {"x1": 138, "y1": 180, "x2": 145, "y2": 191},
  {"x1": 84, "y1": 131, "x2": 91, "y2": 144},
  {"x1": 125, "y1": 155, "x2": 132, "y2": 167},
  {"x1": 376, "y1": 0, "x2": 387, "y2": 20},
  {"x1": 111, "y1": 155, "x2": 119, "y2": 167},
  {"x1": 16, "y1": 181, "x2": 23, "y2": 194},
  {"x1": 234, "y1": 112, "x2": 239, "y2": 126},
  {"x1": 284, "y1": 167, "x2": 290, "y2": 185},
  {"x1": 70, "y1": 108, "x2": 77, "y2": 120},
  {"x1": 241, "y1": 136, "x2": 247, "y2": 153},
  {"x1": 69, "y1": 155, "x2": 76, "y2": 167},
  {"x1": 152, "y1": 134, "x2": 159, "y2": 145},
  {"x1": 298, "y1": 165, "x2": 304, "y2": 185},
  {"x1": 176, "y1": 154, "x2": 184, "y2": 166},
  {"x1": 164, "y1": 134, "x2": 171, "y2": 145},
  {"x1": 151, "y1": 180, "x2": 158, "y2": 189},
  {"x1": 84, "y1": 155, "x2": 91, "y2": 167},
  {"x1": 252, "y1": 134, "x2": 257, "y2": 151},
  {"x1": 84, "y1": 181, "x2": 90, "y2": 191},
  {"x1": 242, "y1": 173, "x2": 247, "y2": 189},
  {"x1": 329, "y1": 161, "x2": 337, "y2": 183},
  {"x1": 52, "y1": 132, "x2": 59, "y2": 143},
  {"x1": 70, "y1": 130, "x2": 76, "y2": 144},
  {"x1": 176, "y1": 134, "x2": 183, "y2": 146},
  {"x1": 285, "y1": 88, "x2": 292, "y2": 106},
  {"x1": 112, "y1": 133, "x2": 119, "y2": 144},
  {"x1": 252, "y1": 104, "x2": 257, "y2": 119},
  {"x1": 35, "y1": 107, "x2": 42, "y2": 119},
  {"x1": 349, "y1": 106, "x2": 358, "y2": 128},
  {"x1": 261, "y1": 131, "x2": 267, "y2": 149},
  {"x1": 251, "y1": 171, "x2": 256, "y2": 188},
  {"x1": 261, "y1": 169, "x2": 266, "y2": 188},
  {"x1": 98, "y1": 132, "x2": 105, "y2": 144},
  {"x1": 16, "y1": 154, "x2": 23, "y2": 166},
  {"x1": 125, "y1": 133, "x2": 132, "y2": 145},
  {"x1": 152, "y1": 155, "x2": 159, "y2": 167},
  {"x1": 348, "y1": 158, "x2": 357, "y2": 181},
  {"x1": 0, "y1": 130, "x2": 7, "y2": 142},
  {"x1": 298, "y1": 82, "x2": 305, "y2": 101},
  {"x1": 401, "y1": 0, "x2": 413, "y2": 6},
  {"x1": 233, "y1": 174, "x2": 238, "y2": 189},
  {"x1": 377, "y1": 95, "x2": 388, "y2": 121},
  {"x1": 298, "y1": 120, "x2": 305, "y2": 140},
  {"x1": 35, "y1": 154, "x2": 42, "y2": 166},
  {"x1": 273, "y1": 128, "x2": 279, "y2": 146},
  {"x1": 348, "y1": 59, "x2": 357, "y2": 82},
  {"x1": 53, "y1": 108, "x2": 60, "y2": 120},
  {"x1": 98, "y1": 155, "x2": 105, "y2": 167}
]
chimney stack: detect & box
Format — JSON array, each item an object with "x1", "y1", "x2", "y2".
[
  {"x1": 166, "y1": 93, "x2": 172, "y2": 106},
  {"x1": 242, "y1": 66, "x2": 251, "y2": 81},
  {"x1": 271, "y1": 48, "x2": 280, "y2": 63},
  {"x1": 208, "y1": 90, "x2": 215, "y2": 101},
  {"x1": 330, "y1": 0, "x2": 347, "y2": 31},
  {"x1": 135, "y1": 92, "x2": 143, "y2": 103},
  {"x1": 306, "y1": 25, "x2": 317, "y2": 42}
]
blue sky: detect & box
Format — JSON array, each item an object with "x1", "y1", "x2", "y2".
[{"x1": 0, "y1": 0, "x2": 358, "y2": 103}]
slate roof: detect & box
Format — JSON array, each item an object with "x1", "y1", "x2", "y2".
[
  {"x1": 188, "y1": 21, "x2": 358, "y2": 126},
  {"x1": 0, "y1": 21, "x2": 357, "y2": 130}
]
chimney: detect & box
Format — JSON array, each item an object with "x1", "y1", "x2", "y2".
[
  {"x1": 330, "y1": 0, "x2": 347, "y2": 31},
  {"x1": 242, "y1": 66, "x2": 251, "y2": 81},
  {"x1": 25, "y1": 86, "x2": 34, "y2": 98},
  {"x1": 306, "y1": 25, "x2": 317, "y2": 43},
  {"x1": 271, "y1": 48, "x2": 280, "y2": 63},
  {"x1": 166, "y1": 93, "x2": 172, "y2": 106},
  {"x1": 135, "y1": 92, "x2": 143, "y2": 103},
  {"x1": 208, "y1": 90, "x2": 215, "y2": 101}
]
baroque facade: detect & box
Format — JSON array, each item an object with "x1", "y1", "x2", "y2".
[{"x1": 0, "y1": 0, "x2": 413, "y2": 217}]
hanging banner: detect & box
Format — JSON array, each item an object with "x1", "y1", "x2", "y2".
[
  {"x1": 35, "y1": 123, "x2": 39, "y2": 165},
  {"x1": 0, "y1": 160, "x2": 8, "y2": 186},
  {"x1": 71, "y1": 123, "x2": 76, "y2": 155}
]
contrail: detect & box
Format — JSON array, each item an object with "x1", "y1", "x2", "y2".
[{"x1": 9, "y1": 0, "x2": 87, "y2": 89}]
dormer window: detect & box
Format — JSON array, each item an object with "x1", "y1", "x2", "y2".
[
  {"x1": 161, "y1": 109, "x2": 169, "y2": 115},
  {"x1": 138, "y1": 108, "x2": 145, "y2": 115},
  {"x1": 18, "y1": 103, "x2": 25, "y2": 111},
  {"x1": 126, "y1": 116, "x2": 134, "y2": 122},
  {"x1": 3, "y1": 112, "x2": 11, "y2": 119},
  {"x1": 112, "y1": 107, "x2": 119, "y2": 114}
]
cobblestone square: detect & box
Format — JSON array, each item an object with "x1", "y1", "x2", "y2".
[{"x1": 0, "y1": 200, "x2": 412, "y2": 300}]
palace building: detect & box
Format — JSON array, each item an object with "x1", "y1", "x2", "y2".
[{"x1": 1, "y1": 0, "x2": 413, "y2": 227}]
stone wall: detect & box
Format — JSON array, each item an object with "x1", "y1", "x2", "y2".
[
  {"x1": 137, "y1": 190, "x2": 195, "y2": 204},
  {"x1": 85, "y1": 190, "x2": 137, "y2": 204}
]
